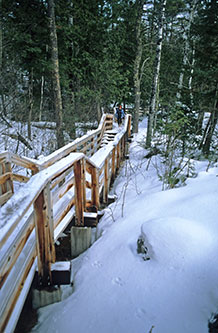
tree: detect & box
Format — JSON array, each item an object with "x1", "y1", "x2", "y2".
[
  {"x1": 47, "y1": 0, "x2": 65, "y2": 149},
  {"x1": 176, "y1": 0, "x2": 198, "y2": 102},
  {"x1": 133, "y1": 0, "x2": 144, "y2": 133},
  {"x1": 146, "y1": 0, "x2": 167, "y2": 147},
  {"x1": 193, "y1": 0, "x2": 218, "y2": 155}
]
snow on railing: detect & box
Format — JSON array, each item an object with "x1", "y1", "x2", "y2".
[
  {"x1": 0, "y1": 113, "x2": 131, "y2": 333},
  {"x1": 0, "y1": 113, "x2": 114, "y2": 206}
]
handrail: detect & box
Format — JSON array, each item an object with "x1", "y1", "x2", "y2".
[
  {"x1": 0, "y1": 113, "x2": 114, "y2": 206},
  {"x1": 0, "y1": 113, "x2": 131, "y2": 333}
]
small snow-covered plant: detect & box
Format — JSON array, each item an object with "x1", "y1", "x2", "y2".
[
  {"x1": 137, "y1": 236, "x2": 150, "y2": 261},
  {"x1": 143, "y1": 104, "x2": 198, "y2": 190}
]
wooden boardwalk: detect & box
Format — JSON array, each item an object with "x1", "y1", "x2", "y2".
[{"x1": 0, "y1": 113, "x2": 131, "y2": 332}]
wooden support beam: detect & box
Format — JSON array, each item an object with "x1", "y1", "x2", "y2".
[
  {"x1": 5, "y1": 162, "x2": 14, "y2": 194},
  {"x1": 103, "y1": 158, "x2": 109, "y2": 204},
  {"x1": 0, "y1": 163, "x2": 7, "y2": 195},
  {"x1": 82, "y1": 159, "x2": 86, "y2": 214},
  {"x1": 116, "y1": 143, "x2": 120, "y2": 170},
  {"x1": 0, "y1": 190, "x2": 13, "y2": 206},
  {"x1": 111, "y1": 147, "x2": 116, "y2": 181},
  {"x1": 0, "y1": 172, "x2": 12, "y2": 185},
  {"x1": 128, "y1": 115, "x2": 132, "y2": 138},
  {"x1": 34, "y1": 185, "x2": 55, "y2": 286},
  {"x1": 91, "y1": 165, "x2": 99, "y2": 209},
  {"x1": 12, "y1": 173, "x2": 29, "y2": 183},
  {"x1": 74, "y1": 159, "x2": 85, "y2": 226}
]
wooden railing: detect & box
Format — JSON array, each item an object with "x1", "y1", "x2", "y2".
[
  {"x1": 0, "y1": 113, "x2": 131, "y2": 333},
  {"x1": 0, "y1": 113, "x2": 114, "y2": 206}
]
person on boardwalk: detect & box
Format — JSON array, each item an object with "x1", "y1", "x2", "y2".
[{"x1": 115, "y1": 104, "x2": 125, "y2": 126}]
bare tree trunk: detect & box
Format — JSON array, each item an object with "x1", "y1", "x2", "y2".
[
  {"x1": 48, "y1": 0, "x2": 65, "y2": 149},
  {"x1": 200, "y1": 86, "x2": 218, "y2": 155},
  {"x1": 28, "y1": 68, "x2": 33, "y2": 140},
  {"x1": 146, "y1": 0, "x2": 167, "y2": 148},
  {"x1": 97, "y1": 100, "x2": 102, "y2": 123},
  {"x1": 149, "y1": 0, "x2": 157, "y2": 45},
  {"x1": 0, "y1": 0, "x2": 2, "y2": 73},
  {"x1": 176, "y1": 0, "x2": 197, "y2": 101},
  {"x1": 39, "y1": 75, "x2": 44, "y2": 121},
  {"x1": 188, "y1": 45, "x2": 195, "y2": 108},
  {"x1": 133, "y1": 0, "x2": 144, "y2": 134}
]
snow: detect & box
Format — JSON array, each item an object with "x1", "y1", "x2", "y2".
[{"x1": 29, "y1": 118, "x2": 218, "y2": 332}]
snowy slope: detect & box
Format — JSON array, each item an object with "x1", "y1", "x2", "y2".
[{"x1": 32, "y1": 119, "x2": 218, "y2": 333}]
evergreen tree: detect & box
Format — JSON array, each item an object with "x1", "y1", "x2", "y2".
[{"x1": 192, "y1": 0, "x2": 218, "y2": 155}]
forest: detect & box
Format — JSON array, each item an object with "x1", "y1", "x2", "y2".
[{"x1": 0, "y1": 0, "x2": 218, "y2": 165}]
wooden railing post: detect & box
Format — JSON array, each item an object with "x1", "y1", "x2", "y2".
[
  {"x1": 5, "y1": 161, "x2": 14, "y2": 194},
  {"x1": 116, "y1": 143, "x2": 120, "y2": 170},
  {"x1": 0, "y1": 162, "x2": 7, "y2": 195},
  {"x1": 74, "y1": 159, "x2": 85, "y2": 226},
  {"x1": 128, "y1": 115, "x2": 132, "y2": 138},
  {"x1": 91, "y1": 165, "x2": 100, "y2": 209},
  {"x1": 111, "y1": 147, "x2": 116, "y2": 181},
  {"x1": 103, "y1": 157, "x2": 109, "y2": 204},
  {"x1": 34, "y1": 183, "x2": 55, "y2": 286},
  {"x1": 121, "y1": 136, "x2": 125, "y2": 160},
  {"x1": 82, "y1": 158, "x2": 86, "y2": 211}
]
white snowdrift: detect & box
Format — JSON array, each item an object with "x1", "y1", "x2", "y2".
[{"x1": 32, "y1": 119, "x2": 218, "y2": 333}]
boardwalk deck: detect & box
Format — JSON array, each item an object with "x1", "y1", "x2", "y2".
[{"x1": 0, "y1": 113, "x2": 131, "y2": 333}]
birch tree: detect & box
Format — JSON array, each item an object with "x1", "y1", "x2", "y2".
[
  {"x1": 146, "y1": 0, "x2": 167, "y2": 148},
  {"x1": 176, "y1": 0, "x2": 198, "y2": 102},
  {"x1": 48, "y1": 0, "x2": 65, "y2": 149}
]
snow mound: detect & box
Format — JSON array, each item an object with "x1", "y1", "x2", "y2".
[{"x1": 140, "y1": 217, "x2": 214, "y2": 263}]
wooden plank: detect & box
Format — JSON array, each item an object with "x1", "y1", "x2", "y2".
[
  {"x1": 111, "y1": 147, "x2": 116, "y2": 180},
  {"x1": 50, "y1": 165, "x2": 74, "y2": 190},
  {"x1": 103, "y1": 158, "x2": 109, "y2": 204},
  {"x1": 12, "y1": 173, "x2": 29, "y2": 183},
  {"x1": 37, "y1": 128, "x2": 101, "y2": 169},
  {"x1": 116, "y1": 142, "x2": 120, "y2": 170},
  {"x1": 52, "y1": 176, "x2": 75, "y2": 204},
  {"x1": 86, "y1": 180, "x2": 92, "y2": 189},
  {"x1": 0, "y1": 153, "x2": 84, "y2": 250},
  {"x1": 0, "y1": 211, "x2": 34, "y2": 289},
  {"x1": 44, "y1": 183, "x2": 56, "y2": 264},
  {"x1": 128, "y1": 115, "x2": 132, "y2": 138},
  {"x1": 5, "y1": 162, "x2": 14, "y2": 194},
  {"x1": 0, "y1": 163, "x2": 7, "y2": 194},
  {"x1": 74, "y1": 159, "x2": 84, "y2": 226},
  {"x1": 4, "y1": 258, "x2": 37, "y2": 333},
  {"x1": 83, "y1": 212, "x2": 98, "y2": 219},
  {"x1": 54, "y1": 207, "x2": 75, "y2": 241},
  {"x1": 10, "y1": 153, "x2": 39, "y2": 172},
  {"x1": 0, "y1": 190, "x2": 13, "y2": 206},
  {"x1": 0, "y1": 172, "x2": 12, "y2": 185},
  {"x1": 82, "y1": 158, "x2": 86, "y2": 214},
  {"x1": 90, "y1": 164, "x2": 99, "y2": 209},
  {"x1": 0, "y1": 231, "x2": 36, "y2": 333},
  {"x1": 54, "y1": 196, "x2": 75, "y2": 228},
  {"x1": 0, "y1": 152, "x2": 9, "y2": 165},
  {"x1": 34, "y1": 190, "x2": 53, "y2": 285}
]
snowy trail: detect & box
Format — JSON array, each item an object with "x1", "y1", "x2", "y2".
[{"x1": 32, "y1": 120, "x2": 218, "y2": 333}]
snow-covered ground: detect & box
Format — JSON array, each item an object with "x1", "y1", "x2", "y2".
[{"x1": 30, "y1": 118, "x2": 218, "y2": 333}]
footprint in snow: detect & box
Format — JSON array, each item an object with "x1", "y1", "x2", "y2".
[
  {"x1": 92, "y1": 260, "x2": 102, "y2": 268},
  {"x1": 135, "y1": 307, "x2": 146, "y2": 319},
  {"x1": 112, "y1": 277, "x2": 124, "y2": 286}
]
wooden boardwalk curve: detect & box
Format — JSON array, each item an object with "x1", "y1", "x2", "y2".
[{"x1": 0, "y1": 113, "x2": 131, "y2": 332}]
